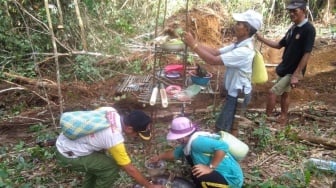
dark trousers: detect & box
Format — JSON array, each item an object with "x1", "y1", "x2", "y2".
[
  {"x1": 185, "y1": 155, "x2": 229, "y2": 188},
  {"x1": 216, "y1": 92, "x2": 251, "y2": 132},
  {"x1": 215, "y1": 95, "x2": 238, "y2": 132}
]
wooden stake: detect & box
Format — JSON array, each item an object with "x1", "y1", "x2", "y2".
[{"x1": 44, "y1": 0, "x2": 63, "y2": 116}]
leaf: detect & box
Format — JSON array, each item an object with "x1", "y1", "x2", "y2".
[
  {"x1": 0, "y1": 168, "x2": 9, "y2": 178},
  {"x1": 175, "y1": 28, "x2": 184, "y2": 37}
]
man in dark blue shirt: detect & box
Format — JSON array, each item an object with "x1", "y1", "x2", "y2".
[{"x1": 256, "y1": 0, "x2": 316, "y2": 126}]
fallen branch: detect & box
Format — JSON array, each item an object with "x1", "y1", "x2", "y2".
[
  {"x1": 2, "y1": 73, "x2": 94, "y2": 97},
  {"x1": 247, "y1": 106, "x2": 336, "y2": 125},
  {"x1": 1, "y1": 80, "x2": 57, "y2": 105},
  {"x1": 31, "y1": 50, "x2": 113, "y2": 58},
  {"x1": 289, "y1": 111, "x2": 335, "y2": 129},
  {"x1": 294, "y1": 131, "x2": 336, "y2": 149},
  {"x1": 3, "y1": 72, "x2": 58, "y2": 89},
  {"x1": 0, "y1": 120, "x2": 53, "y2": 127},
  {"x1": 299, "y1": 112, "x2": 332, "y2": 123}
]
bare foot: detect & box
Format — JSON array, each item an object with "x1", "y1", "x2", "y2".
[
  {"x1": 276, "y1": 116, "x2": 288, "y2": 126},
  {"x1": 266, "y1": 116, "x2": 277, "y2": 122},
  {"x1": 231, "y1": 129, "x2": 238, "y2": 137}
]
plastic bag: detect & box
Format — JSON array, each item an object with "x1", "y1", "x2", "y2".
[{"x1": 252, "y1": 49, "x2": 268, "y2": 84}]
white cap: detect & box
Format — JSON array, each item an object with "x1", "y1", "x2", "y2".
[{"x1": 232, "y1": 10, "x2": 263, "y2": 31}]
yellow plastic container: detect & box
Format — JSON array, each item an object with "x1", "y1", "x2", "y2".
[{"x1": 219, "y1": 131, "x2": 249, "y2": 161}]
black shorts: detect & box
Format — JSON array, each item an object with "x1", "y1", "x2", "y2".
[{"x1": 193, "y1": 170, "x2": 229, "y2": 188}]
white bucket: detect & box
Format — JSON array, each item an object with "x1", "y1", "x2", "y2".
[{"x1": 219, "y1": 131, "x2": 249, "y2": 161}]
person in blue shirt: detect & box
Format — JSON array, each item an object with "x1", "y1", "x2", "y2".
[
  {"x1": 183, "y1": 10, "x2": 263, "y2": 135},
  {"x1": 150, "y1": 117, "x2": 244, "y2": 188}
]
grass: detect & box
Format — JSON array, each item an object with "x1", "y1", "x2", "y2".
[{"x1": 1, "y1": 114, "x2": 335, "y2": 187}]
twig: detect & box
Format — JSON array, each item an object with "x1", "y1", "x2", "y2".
[
  {"x1": 15, "y1": 116, "x2": 46, "y2": 122},
  {"x1": 0, "y1": 87, "x2": 25, "y2": 93},
  {"x1": 49, "y1": 176, "x2": 60, "y2": 184},
  {"x1": 256, "y1": 152, "x2": 278, "y2": 166},
  {"x1": 12, "y1": 0, "x2": 49, "y2": 31}
]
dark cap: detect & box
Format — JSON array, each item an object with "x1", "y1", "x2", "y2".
[
  {"x1": 124, "y1": 110, "x2": 151, "y2": 140},
  {"x1": 287, "y1": 0, "x2": 307, "y2": 9}
]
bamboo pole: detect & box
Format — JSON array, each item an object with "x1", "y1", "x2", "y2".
[
  {"x1": 73, "y1": 0, "x2": 87, "y2": 51},
  {"x1": 44, "y1": 0, "x2": 64, "y2": 117},
  {"x1": 56, "y1": 0, "x2": 64, "y2": 28},
  {"x1": 267, "y1": 0, "x2": 275, "y2": 29}
]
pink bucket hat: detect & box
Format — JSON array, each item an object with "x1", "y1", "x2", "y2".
[{"x1": 167, "y1": 117, "x2": 196, "y2": 140}]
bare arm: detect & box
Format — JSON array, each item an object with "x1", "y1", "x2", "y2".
[
  {"x1": 192, "y1": 150, "x2": 226, "y2": 177},
  {"x1": 183, "y1": 32, "x2": 222, "y2": 65},
  {"x1": 209, "y1": 150, "x2": 225, "y2": 168},
  {"x1": 193, "y1": 44, "x2": 223, "y2": 65},
  {"x1": 255, "y1": 33, "x2": 282, "y2": 49},
  {"x1": 291, "y1": 52, "x2": 311, "y2": 86},
  {"x1": 150, "y1": 150, "x2": 175, "y2": 162},
  {"x1": 121, "y1": 163, "x2": 163, "y2": 188},
  {"x1": 200, "y1": 44, "x2": 221, "y2": 56}
]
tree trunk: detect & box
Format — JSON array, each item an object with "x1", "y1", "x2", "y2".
[{"x1": 73, "y1": 0, "x2": 87, "y2": 50}]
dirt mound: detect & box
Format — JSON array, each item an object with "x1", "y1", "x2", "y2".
[{"x1": 165, "y1": 2, "x2": 232, "y2": 48}]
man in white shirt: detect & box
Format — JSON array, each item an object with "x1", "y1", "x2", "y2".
[{"x1": 183, "y1": 10, "x2": 263, "y2": 135}]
